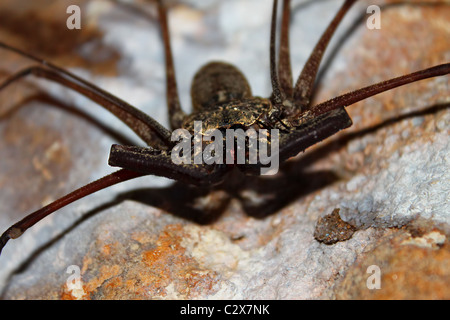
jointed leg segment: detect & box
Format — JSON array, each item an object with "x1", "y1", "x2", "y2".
[
  {"x1": 157, "y1": 0, "x2": 186, "y2": 130},
  {"x1": 0, "y1": 169, "x2": 144, "y2": 254},
  {"x1": 0, "y1": 63, "x2": 172, "y2": 149}
]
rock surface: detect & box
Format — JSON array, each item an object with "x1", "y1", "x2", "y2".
[{"x1": 0, "y1": 0, "x2": 448, "y2": 299}]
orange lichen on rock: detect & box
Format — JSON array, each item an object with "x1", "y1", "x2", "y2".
[
  {"x1": 85, "y1": 264, "x2": 123, "y2": 293},
  {"x1": 61, "y1": 283, "x2": 90, "y2": 300}
]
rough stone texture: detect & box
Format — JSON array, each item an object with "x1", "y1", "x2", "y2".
[
  {"x1": 0, "y1": 0, "x2": 448, "y2": 299},
  {"x1": 314, "y1": 208, "x2": 357, "y2": 244},
  {"x1": 334, "y1": 228, "x2": 449, "y2": 300}
]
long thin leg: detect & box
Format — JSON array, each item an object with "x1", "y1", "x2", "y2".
[
  {"x1": 0, "y1": 66, "x2": 170, "y2": 149},
  {"x1": 0, "y1": 142, "x2": 229, "y2": 255},
  {"x1": 293, "y1": 0, "x2": 357, "y2": 110},
  {"x1": 310, "y1": 63, "x2": 450, "y2": 116},
  {"x1": 0, "y1": 169, "x2": 145, "y2": 255},
  {"x1": 0, "y1": 63, "x2": 172, "y2": 150},
  {"x1": 270, "y1": 0, "x2": 285, "y2": 105},
  {"x1": 157, "y1": 1, "x2": 186, "y2": 130},
  {"x1": 277, "y1": 0, "x2": 293, "y2": 98}
]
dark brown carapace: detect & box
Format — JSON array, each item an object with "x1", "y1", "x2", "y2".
[{"x1": 0, "y1": 0, "x2": 448, "y2": 255}]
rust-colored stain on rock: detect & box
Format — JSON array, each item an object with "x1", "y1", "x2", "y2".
[
  {"x1": 334, "y1": 230, "x2": 450, "y2": 300},
  {"x1": 62, "y1": 224, "x2": 219, "y2": 299}
]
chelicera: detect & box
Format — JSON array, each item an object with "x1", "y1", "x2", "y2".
[{"x1": 0, "y1": 0, "x2": 448, "y2": 256}]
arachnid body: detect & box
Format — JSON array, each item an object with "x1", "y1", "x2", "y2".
[{"x1": 0, "y1": 0, "x2": 448, "y2": 299}]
